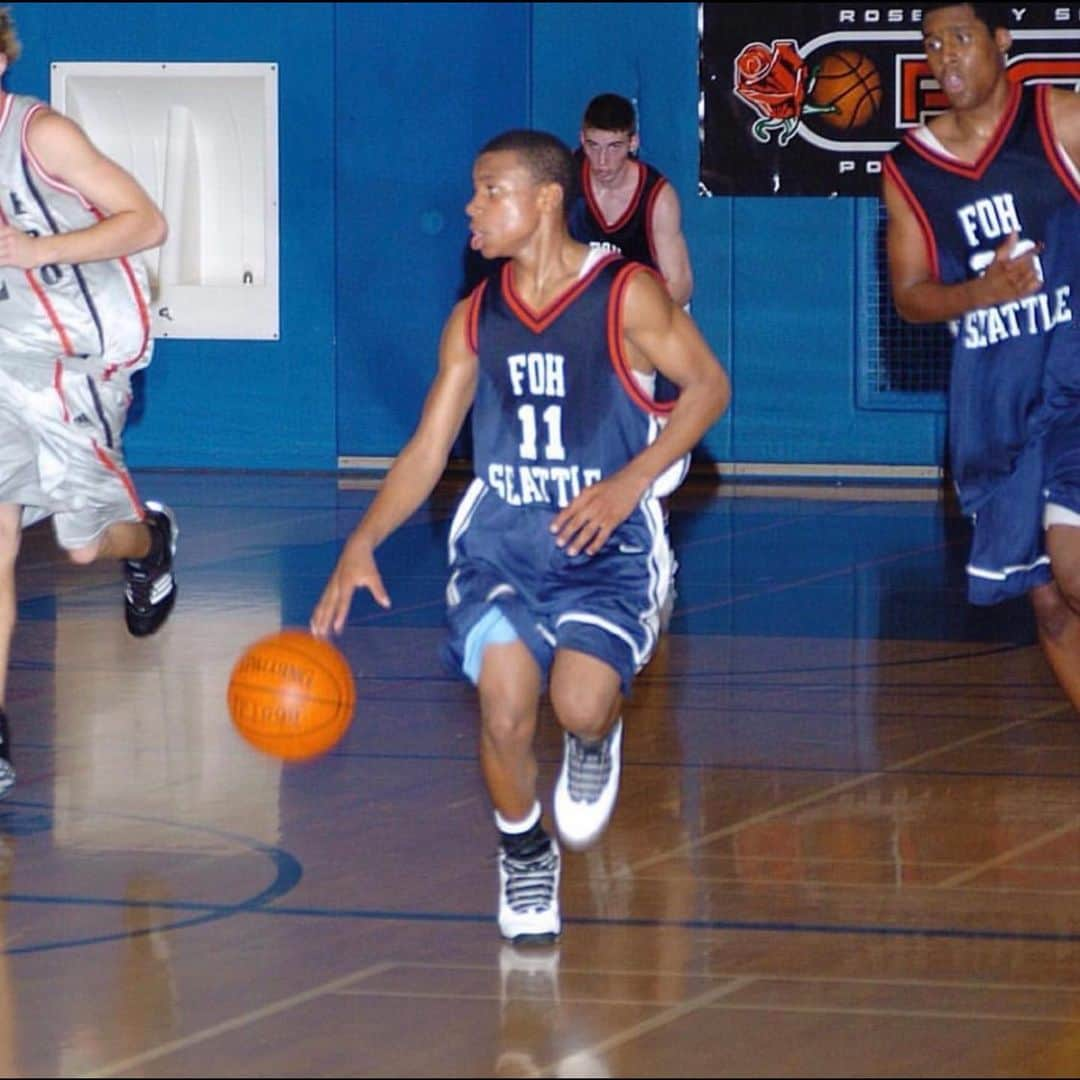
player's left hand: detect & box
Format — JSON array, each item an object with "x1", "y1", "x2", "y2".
[{"x1": 550, "y1": 472, "x2": 647, "y2": 557}]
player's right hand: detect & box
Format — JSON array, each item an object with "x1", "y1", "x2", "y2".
[
  {"x1": 981, "y1": 232, "x2": 1043, "y2": 304},
  {"x1": 309, "y1": 535, "x2": 391, "y2": 637}
]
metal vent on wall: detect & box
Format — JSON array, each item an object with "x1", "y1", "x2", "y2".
[{"x1": 856, "y1": 199, "x2": 951, "y2": 412}]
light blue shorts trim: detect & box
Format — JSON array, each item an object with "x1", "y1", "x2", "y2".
[{"x1": 462, "y1": 606, "x2": 519, "y2": 684}]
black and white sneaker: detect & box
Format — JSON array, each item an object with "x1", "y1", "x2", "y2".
[
  {"x1": 124, "y1": 501, "x2": 178, "y2": 637},
  {"x1": 0, "y1": 709, "x2": 14, "y2": 799},
  {"x1": 497, "y1": 839, "x2": 561, "y2": 944},
  {"x1": 554, "y1": 719, "x2": 622, "y2": 851}
]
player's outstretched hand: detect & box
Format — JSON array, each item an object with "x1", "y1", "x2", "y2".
[{"x1": 310, "y1": 535, "x2": 390, "y2": 637}]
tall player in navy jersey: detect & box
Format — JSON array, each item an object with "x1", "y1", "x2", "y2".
[
  {"x1": 312, "y1": 129, "x2": 729, "y2": 943},
  {"x1": 882, "y1": 2, "x2": 1080, "y2": 710}
]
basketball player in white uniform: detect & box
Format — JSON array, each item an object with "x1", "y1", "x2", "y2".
[{"x1": 0, "y1": 10, "x2": 178, "y2": 798}]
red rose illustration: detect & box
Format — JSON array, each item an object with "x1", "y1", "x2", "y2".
[{"x1": 734, "y1": 40, "x2": 808, "y2": 121}]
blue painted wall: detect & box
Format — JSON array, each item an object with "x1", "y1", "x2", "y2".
[
  {"x1": 333, "y1": 2, "x2": 530, "y2": 458},
  {"x1": 7, "y1": 2, "x2": 946, "y2": 473}
]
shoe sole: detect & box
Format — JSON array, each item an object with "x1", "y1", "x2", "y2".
[
  {"x1": 126, "y1": 585, "x2": 177, "y2": 637},
  {"x1": 506, "y1": 931, "x2": 559, "y2": 946}
]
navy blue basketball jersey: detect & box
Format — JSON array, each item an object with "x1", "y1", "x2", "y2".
[
  {"x1": 884, "y1": 84, "x2": 1079, "y2": 291},
  {"x1": 463, "y1": 253, "x2": 673, "y2": 512},
  {"x1": 884, "y1": 83, "x2": 1079, "y2": 507},
  {"x1": 883, "y1": 83, "x2": 1080, "y2": 603},
  {"x1": 568, "y1": 149, "x2": 668, "y2": 269}
]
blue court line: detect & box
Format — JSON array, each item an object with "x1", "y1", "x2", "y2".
[
  {"x1": 4, "y1": 893, "x2": 1075, "y2": 945},
  {"x1": 1, "y1": 850, "x2": 302, "y2": 956},
  {"x1": 0, "y1": 802, "x2": 305, "y2": 955}
]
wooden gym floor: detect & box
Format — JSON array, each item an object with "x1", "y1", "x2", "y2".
[{"x1": 1, "y1": 468, "x2": 1077, "y2": 1078}]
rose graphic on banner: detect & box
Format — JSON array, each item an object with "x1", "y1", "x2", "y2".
[{"x1": 733, "y1": 39, "x2": 842, "y2": 146}]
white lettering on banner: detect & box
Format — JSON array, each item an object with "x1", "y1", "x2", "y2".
[
  {"x1": 839, "y1": 159, "x2": 883, "y2": 174},
  {"x1": 838, "y1": 8, "x2": 921, "y2": 23}
]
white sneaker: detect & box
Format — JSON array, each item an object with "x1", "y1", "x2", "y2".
[
  {"x1": 497, "y1": 839, "x2": 561, "y2": 943},
  {"x1": 553, "y1": 719, "x2": 622, "y2": 851}
]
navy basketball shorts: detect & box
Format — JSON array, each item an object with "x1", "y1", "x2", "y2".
[
  {"x1": 442, "y1": 479, "x2": 673, "y2": 694},
  {"x1": 1043, "y1": 413, "x2": 1080, "y2": 526}
]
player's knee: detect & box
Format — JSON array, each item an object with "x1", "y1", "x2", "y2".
[
  {"x1": 550, "y1": 682, "x2": 612, "y2": 740},
  {"x1": 478, "y1": 698, "x2": 535, "y2": 749},
  {"x1": 1051, "y1": 563, "x2": 1080, "y2": 616},
  {"x1": 1055, "y1": 580, "x2": 1080, "y2": 621},
  {"x1": 1045, "y1": 526, "x2": 1080, "y2": 615},
  {"x1": 1030, "y1": 582, "x2": 1073, "y2": 640}
]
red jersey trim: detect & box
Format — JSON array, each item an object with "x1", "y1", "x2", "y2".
[
  {"x1": 582, "y1": 158, "x2": 647, "y2": 233},
  {"x1": 92, "y1": 439, "x2": 143, "y2": 516},
  {"x1": 0, "y1": 175, "x2": 74, "y2": 355},
  {"x1": 643, "y1": 178, "x2": 667, "y2": 268},
  {"x1": 464, "y1": 279, "x2": 487, "y2": 354},
  {"x1": 883, "y1": 155, "x2": 941, "y2": 281},
  {"x1": 21, "y1": 104, "x2": 92, "y2": 206},
  {"x1": 606, "y1": 262, "x2": 674, "y2": 418},
  {"x1": 1035, "y1": 84, "x2": 1080, "y2": 203},
  {"x1": 900, "y1": 82, "x2": 1021, "y2": 180},
  {"x1": 103, "y1": 250, "x2": 153, "y2": 378},
  {"x1": 52, "y1": 360, "x2": 68, "y2": 421},
  {"x1": 502, "y1": 251, "x2": 621, "y2": 333}
]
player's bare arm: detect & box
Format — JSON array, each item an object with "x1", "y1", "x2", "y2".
[
  {"x1": 650, "y1": 183, "x2": 693, "y2": 307},
  {"x1": 551, "y1": 270, "x2": 729, "y2": 556},
  {"x1": 0, "y1": 109, "x2": 166, "y2": 270},
  {"x1": 884, "y1": 172, "x2": 1042, "y2": 324},
  {"x1": 311, "y1": 300, "x2": 479, "y2": 634}
]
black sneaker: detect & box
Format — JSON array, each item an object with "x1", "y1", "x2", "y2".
[
  {"x1": 0, "y1": 709, "x2": 14, "y2": 799},
  {"x1": 124, "y1": 501, "x2": 178, "y2": 637}
]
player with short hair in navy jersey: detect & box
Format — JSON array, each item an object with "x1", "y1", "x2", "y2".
[{"x1": 311, "y1": 128, "x2": 729, "y2": 944}]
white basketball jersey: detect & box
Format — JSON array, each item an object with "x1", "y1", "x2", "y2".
[{"x1": 0, "y1": 93, "x2": 152, "y2": 378}]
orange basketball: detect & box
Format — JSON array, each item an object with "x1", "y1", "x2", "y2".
[
  {"x1": 227, "y1": 629, "x2": 356, "y2": 761},
  {"x1": 809, "y1": 50, "x2": 883, "y2": 130}
]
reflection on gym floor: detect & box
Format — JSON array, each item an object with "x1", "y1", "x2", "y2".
[{"x1": 1, "y1": 469, "x2": 1077, "y2": 1078}]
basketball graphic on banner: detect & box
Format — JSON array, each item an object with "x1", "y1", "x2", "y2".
[{"x1": 808, "y1": 50, "x2": 883, "y2": 130}]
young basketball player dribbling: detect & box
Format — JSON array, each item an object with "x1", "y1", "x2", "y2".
[{"x1": 311, "y1": 129, "x2": 729, "y2": 942}]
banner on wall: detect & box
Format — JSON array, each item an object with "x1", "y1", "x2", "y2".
[{"x1": 699, "y1": 2, "x2": 1080, "y2": 197}]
